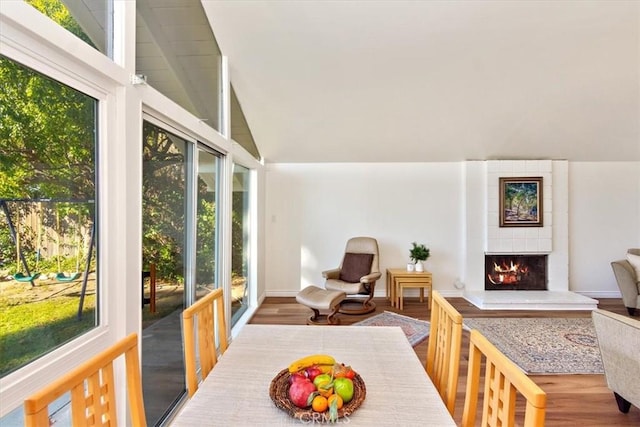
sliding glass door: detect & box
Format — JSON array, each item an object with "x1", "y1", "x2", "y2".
[
  {"x1": 141, "y1": 120, "x2": 189, "y2": 425},
  {"x1": 194, "y1": 147, "x2": 221, "y2": 302},
  {"x1": 231, "y1": 164, "x2": 251, "y2": 323},
  {"x1": 141, "y1": 121, "x2": 224, "y2": 425}
]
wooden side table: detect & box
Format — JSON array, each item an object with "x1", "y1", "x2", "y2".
[{"x1": 386, "y1": 268, "x2": 433, "y2": 311}]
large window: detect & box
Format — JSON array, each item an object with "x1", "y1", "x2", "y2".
[
  {"x1": 25, "y1": 0, "x2": 112, "y2": 57},
  {"x1": 1, "y1": 3, "x2": 262, "y2": 423},
  {"x1": 231, "y1": 164, "x2": 251, "y2": 323},
  {"x1": 0, "y1": 55, "x2": 99, "y2": 377}
]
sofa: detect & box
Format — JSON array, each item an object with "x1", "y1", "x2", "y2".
[
  {"x1": 592, "y1": 309, "x2": 640, "y2": 413},
  {"x1": 611, "y1": 248, "x2": 640, "y2": 316}
]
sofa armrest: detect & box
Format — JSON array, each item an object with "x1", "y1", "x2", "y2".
[
  {"x1": 611, "y1": 260, "x2": 640, "y2": 309},
  {"x1": 592, "y1": 309, "x2": 640, "y2": 410}
]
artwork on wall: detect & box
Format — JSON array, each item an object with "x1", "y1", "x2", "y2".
[{"x1": 499, "y1": 177, "x2": 543, "y2": 227}]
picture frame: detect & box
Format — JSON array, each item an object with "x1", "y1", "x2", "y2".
[{"x1": 499, "y1": 177, "x2": 543, "y2": 227}]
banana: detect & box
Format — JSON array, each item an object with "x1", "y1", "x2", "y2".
[
  {"x1": 288, "y1": 354, "x2": 336, "y2": 373},
  {"x1": 317, "y1": 364, "x2": 333, "y2": 374}
]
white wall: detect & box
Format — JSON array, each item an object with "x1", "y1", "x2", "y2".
[
  {"x1": 265, "y1": 163, "x2": 465, "y2": 296},
  {"x1": 569, "y1": 162, "x2": 640, "y2": 296},
  {"x1": 264, "y1": 161, "x2": 640, "y2": 298}
]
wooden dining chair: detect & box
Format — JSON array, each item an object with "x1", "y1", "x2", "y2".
[
  {"x1": 461, "y1": 329, "x2": 547, "y2": 427},
  {"x1": 23, "y1": 333, "x2": 146, "y2": 427},
  {"x1": 425, "y1": 290, "x2": 463, "y2": 415},
  {"x1": 182, "y1": 287, "x2": 228, "y2": 397}
]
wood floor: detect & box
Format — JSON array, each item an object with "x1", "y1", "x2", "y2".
[{"x1": 249, "y1": 296, "x2": 640, "y2": 426}]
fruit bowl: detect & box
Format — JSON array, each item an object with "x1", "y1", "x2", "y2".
[{"x1": 269, "y1": 368, "x2": 366, "y2": 422}]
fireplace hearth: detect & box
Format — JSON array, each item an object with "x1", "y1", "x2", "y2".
[{"x1": 485, "y1": 254, "x2": 547, "y2": 291}]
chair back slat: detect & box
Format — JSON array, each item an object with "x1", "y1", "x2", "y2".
[
  {"x1": 462, "y1": 329, "x2": 546, "y2": 427},
  {"x1": 24, "y1": 333, "x2": 146, "y2": 427},
  {"x1": 182, "y1": 288, "x2": 228, "y2": 397},
  {"x1": 71, "y1": 367, "x2": 116, "y2": 426},
  {"x1": 425, "y1": 291, "x2": 463, "y2": 415}
]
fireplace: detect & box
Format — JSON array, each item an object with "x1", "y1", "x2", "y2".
[{"x1": 485, "y1": 254, "x2": 548, "y2": 291}]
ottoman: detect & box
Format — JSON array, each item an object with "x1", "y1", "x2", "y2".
[{"x1": 296, "y1": 286, "x2": 346, "y2": 325}]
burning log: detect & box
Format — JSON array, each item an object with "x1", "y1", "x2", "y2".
[{"x1": 487, "y1": 260, "x2": 529, "y2": 285}]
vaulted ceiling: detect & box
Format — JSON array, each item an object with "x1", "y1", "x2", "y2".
[
  {"x1": 63, "y1": 1, "x2": 640, "y2": 163},
  {"x1": 202, "y1": 1, "x2": 639, "y2": 163}
]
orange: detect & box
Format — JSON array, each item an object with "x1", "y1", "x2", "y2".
[
  {"x1": 328, "y1": 394, "x2": 344, "y2": 410},
  {"x1": 312, "y1": 395, "x2": 328, "y2": 412},
  {"x1": 318, "y1": 386, "x2": 333, "y2": 398}
]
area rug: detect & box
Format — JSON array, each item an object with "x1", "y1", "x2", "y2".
[
  {"x1": 353, "y1": 311, "x2": 430, "y2": 347},
  {"x1": 463, "y1": 317, "x2": 603, "y2": 375}
]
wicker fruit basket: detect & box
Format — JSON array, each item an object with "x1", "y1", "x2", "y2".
[{"x1": 269, "y1": 368, "x2": 366, "y2": 422}]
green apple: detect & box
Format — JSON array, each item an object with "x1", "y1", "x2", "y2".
[
  {"x1": 333, "y1": 377, "x2": 354, "y2": 402},
  {"x1": 313, "y1": 373, "x2": 332, "y2": 389}
]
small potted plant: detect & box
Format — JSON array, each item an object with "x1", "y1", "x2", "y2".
[{"x1": 409, "y1": 242, "x2": 430, "y2": 272}]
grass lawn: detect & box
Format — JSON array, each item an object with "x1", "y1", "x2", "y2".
[
  {"x1": 0, "y1": 275, "x2": 188, "y2": 376},
  {"x1": 0, "y1": 278, "x2": 96, "y2": 376},
  {"x1": 0, "y1": 275, "x2": 236, "y2": 377}
]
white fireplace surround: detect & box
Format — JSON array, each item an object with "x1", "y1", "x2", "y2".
[
  {"x1": 463, "y1": 160, "x2": 597, "y2": 310},
  {"x1": 487, "y1": 161, "x2": 553, "y2": 254}
]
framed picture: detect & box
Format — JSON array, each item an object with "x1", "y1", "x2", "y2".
[{"x1": 499, "y1": 177, "x2": 543, "y2": 227}]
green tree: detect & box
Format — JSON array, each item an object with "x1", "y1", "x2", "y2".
[
  {"x1": 0, "y1": 0, "x2": 97, "y2": 200},
  {"x1": 142, "y1": 123, "x2": 187, "y2": 281},
  {"x1": 26, "y1": 0, "x2": 96, "y2": 48},
  {"x1": 196, "y1": 194, "x2": 216, "y2": 285},
  {"x1": 231, "y1": 194, "x2": 246, "y2": 277},
  {"x1": 0, "y1": 55, "x2": 96, "y2": 271},
  {"x1": 0, "y1": 57, "x2": 96, "y2": 201}
]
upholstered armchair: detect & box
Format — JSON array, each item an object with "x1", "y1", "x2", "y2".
[
  {"x1": 611, "y1": 249, "x2": 640, "y2": 316},
  {"x1": 323, "y1": 236, "x2": 381, "y2": 315}
]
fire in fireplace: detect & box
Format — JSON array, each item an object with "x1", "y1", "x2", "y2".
[{"x1": 485, "y1": 254, "x2": 548, "y2": 290}]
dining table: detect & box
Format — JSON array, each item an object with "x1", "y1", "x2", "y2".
[{"x1": 170, "y1": 324, "x2": 457, "y2": 426}]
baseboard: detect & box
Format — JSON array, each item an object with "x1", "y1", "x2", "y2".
[
  {"x1": 265, "y1": 289, "x2": 465, "y2": 298},
  {"x1": 264, "y1": 289, "x2": 617, "y2": 299},
  {"x1": 266, "y1": 290, "x2": 300, "y2": 297},
  {"x1": 575, "y1": 291, "x2": 621, "y2": 299}
]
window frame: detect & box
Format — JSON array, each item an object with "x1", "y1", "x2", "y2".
[
  {"x1": 0, "y1": 2, "x2": 265, "y2": 421},
  {"x1": 0, "y1": 4, "x2": 136, "y2": 418}
]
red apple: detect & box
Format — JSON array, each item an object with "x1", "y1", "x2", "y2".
[
  {"x1": 288, "y1": 378, "x2": 317, "y2": 408},
  {"x1": 288, "y1": 372, "x2": 307, "y2": 384},
  {"x1": 305, "y1": 365, "x2": 323, "y2": 381}
]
